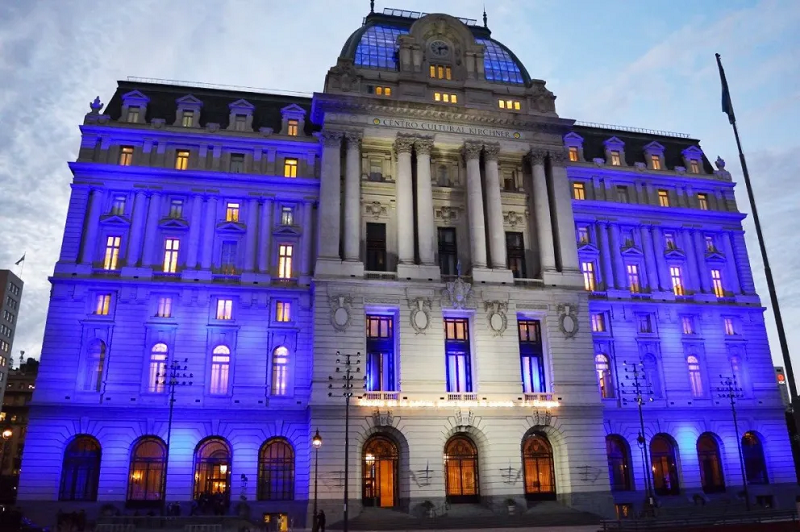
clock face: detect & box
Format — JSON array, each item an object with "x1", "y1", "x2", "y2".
[{"x1": 428, "y1": 40, "x2": 450, "y2": 58}]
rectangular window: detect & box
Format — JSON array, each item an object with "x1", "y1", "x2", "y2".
[
  {"x1": 284, "y1": 158, "x2": 298, "y2": 178},
  {"x1": 216, "y1": 299, "x2": 233, "y2": 320},
  {"x1": 627, "y1": 264, "x2": 641, "y2": 293},
  {"x1": 651, "y1": 155, "x2": 662, "y2": 170},
  {"x1": 658, "y1": 190, "x2": 670, "y2": 207},
  {"x1": 127, "y1": 106, "x2": 140, "y2": 123},
  {"x1": 225, "y1": 202, "x2": 240, "y2": 222},
  {"x1": 119, "y1": 146, "x2": 134, "y2": 166},
  {"x1": 366, "y1": 223, "x2": 387, "y2": 272},
  {"x1": 181, "y1": 110, "x2": 194, "y2": 127},
  {"x1": 519, "y1": 319, "x2": 545, "y2": 393},
  {"x1": 210, "y1": 354, "x2": 230, "y2": 395},
  {"x1": 711, "y1": 269, "x2": 724, "y2": 298},
  {"x1": 572, "y1": 182, "x2": 586, "y2": 200},
  {"x1": 438, "y1": 228, "x2": 457, "y2": 276},
  {"x1": 366, "y1": 315, "x2": 395, "y2": 392},
  {"x1": 430, "y1": 64, "x2": 452, "y2": 80},
  {"x1": 287, "y1": 119, "x2": 298, "y2": 136},
  {"x1": 581, "y1": 261, "x2": 596, "y2": 292},
  {"x1": 705, "y1": 235, "x2": 715, "y2": 252},
  {"x1": 374, "y1": 86, "x2": 392, "y2": 96},
  {"x1": 229, "y1": 154, "x2": 244, "y2": 173},
  {"x1": 682, "y1": 316, "x2": 695, "y2": 335},
  {"x1": 568, "y1": 147, "x2": 579, "y2": 162},
  {"x1": 234, "y1": 114, "x2": 247, "y2": 131},
  {"x1": 276, "y1": 301, "x2": 291, "y2": 322},
  {"x1": 434, "y1": 92, "x2": 457, "y2": 104},
  {"x1": 616, "y1": 186, "x2": 629, "y2": 203},
  {"x1": 591, "y1": 312, "x2": 606, "y2": 333},
  {"x1": 670, "y1": 266, "x2": 684, "y2": 296},
  {"x1": 369, "y1": 160, "x2": 383, "y2": 181},
  {"x1": 610, "y1": 151, "x2": 621, "y2": 166},
  {"x1": 577, "y1": 226, "x2": 590, "y2": 245},
  {"x1": 664, "y1": 231, "x2": 677, "y2": 250},
  {"x1": 103, "y1": 236, "x2": 121, "y2": 270},
  {"x1": 175, "y1": 150, "x2": 189, "y2": 170},
  {"x1": 111, "y1": 195, "x2": 127, "y2": 216},
  {"x1": 444, "y1": 318, "x2": 472, "y2": 393},
  {"x1": 280, "y1": 206, "x2": 294, "y2": 226},
  {"x1": 724, "y1": 317, "x2": 736, "y2": 336},
  {"x1": 506, "y1": 232, "x2": 526, "y2": 279},
  {"x1": 169, "y1": 199, "x2": 184, "y2": 219},
  {"x1": 689, "y1": 159, "x2": 700, "y2": 174},
  {"x1": 156, "y1": 297, "x2": 173, "y2": 318},
  {"x1": 94, "y1": 294, "x2": 111, "y2": 316},
  {"x1": 220, "y1": 241, "x2": 237, "y2": 274},
  {"x1": 697, "y1": 193, "x2": 709, "y2": 210},
  {"x1": 638, "y1": 314, "x2": 653, "y2": 333},
  {"x1": 498, "y1": 99, "x2": 521, "y2": 110},
  {"x1": 278, "y1": 244, "x2": 293, "y2": 278},
  {"x1": 163, "y1": 238, "x2": 180, "y2": 273}
]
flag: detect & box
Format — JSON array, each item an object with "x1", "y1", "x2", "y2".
[
  {"x1": 14, "y1": 253, "x2": 25, "y2": 266},
  {"x1": 716, "y1": 53, "x2": 736, "y2": 125}
]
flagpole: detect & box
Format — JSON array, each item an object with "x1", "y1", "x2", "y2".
[{"x1": 716, "y1": 53, "x2": 797, "y2": 400}]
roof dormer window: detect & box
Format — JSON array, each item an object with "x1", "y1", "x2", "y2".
[
  {"x1": 610, "y1": 151, "x2": 621, "y2": 166},
  {"x1": 650, "y1": 154, "x2": 662, "y2": 170},
  {"x1": 689, "y1": 159, "x2": 700, "y2": 174},
  {"x1": 233, "y1": 114, "x2": 247, "y2": 132},
  {"x1": 127, "y1": 106, "x2": 140, "y2": 124},
  {"x1": 498, "y1": 99, "x2": 521, "y2": 111},
  {"x1": 120, "y1": 90, "x2": 150, "y2": 125},
  {"x1": 568, "y1": 147, "x2": 579, "y2": 162},
  {"x1": 430, "y1": 65, "x2": 452, "y2": 80}
]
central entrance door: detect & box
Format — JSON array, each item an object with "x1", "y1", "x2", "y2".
[
  {"x1": 444, "y1": 435, "x2": 480, "y2": 503},
  {"x1": 362, "y1": 435, "x2": 398, "y2": 508}
]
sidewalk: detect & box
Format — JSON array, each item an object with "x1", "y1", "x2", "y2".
[{"x1": 293, "y1": 527, "x2": 600, "y2": 532}]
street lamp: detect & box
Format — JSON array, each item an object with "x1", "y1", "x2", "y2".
[
  {"x1": 620, "y1": 360, "x2": 655, "y2": 514},
  {"x1": 312, "y1": 429, "x2": 322, "y2": 520},
  {"x1": 0, "y1": 428, "x2": 12, "y2": 474},
  {"x1": 717, "y1": 374, "x2": 750, "y2": 511},
  {"x1": 157, "y1": 358, "x2": 193, "y2": 513}
]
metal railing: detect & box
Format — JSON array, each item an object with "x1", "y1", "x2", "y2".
[
  {"x1": 574, "y1": 121, "x2": 691, "y2": 139},
  {"x1": 600, "y1": 509, "x2": 797, "y2": 531},
  {"x1": 126, "y1": 76, "x2": 313, "y2": 98},
  {"x1": 447, "y1": 392, "x2": 477, "y2": 401},
  {"x1": 363, "y1": 391, "x2": 399, "y2": 401}
]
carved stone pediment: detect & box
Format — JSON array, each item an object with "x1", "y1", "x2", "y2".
[
  {"x1": 216, "y1": 221, "x2": 246, "y2": 233},
  {"x1": 99, "y1": 214, "x2": 131, "y2": 226},
  {"x1": 273, "y1": 225, "x2": 301, "y2": 237},
  {"x1": 365, "y1": 201, "x2": 388, "y2": 220},
  {"x1": 158, "y1": 217, "x2": 189, "y2": 230}
]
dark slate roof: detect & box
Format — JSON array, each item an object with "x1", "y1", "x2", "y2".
[
  {"x1": 105, "y1": 81, "x2": 317, "y2": 135},
  {"x1": 573, "y1": 125, "x2": 714, "y2": 173}
]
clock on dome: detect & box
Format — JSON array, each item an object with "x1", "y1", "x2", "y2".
[{"x1": 428, "y1": 39, "x2": 451, "y2": 58}]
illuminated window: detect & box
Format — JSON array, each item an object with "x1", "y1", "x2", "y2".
[
  {"x1": 111, "y1": 195, "x2": 127, "y2": 215},
  {"x1": 95, "y1": 294, "x2": 111, "y2": 316},
  {"x1": 664, "y1": 231, "x2": 677, "y2": 250},
  {"x1": 287, "y1": 119, "x2": 298, "y2": 137},
  {"x1": 119, "y1": 146, "x2": 134, "y2": 166},
  {"x1": 705, "y1": 235, "x2": 716, "y2": 252},
  {"x1": 220, "y1": 241, "x2": 237, "y2": 274},
  {"x1": 156, "y1": 297, "x2": 172, "y2": 318},
  {"x1": 682, "y1": 316, "x2": 695, "y2": 335},
  {"x1": 366, "y1": 315, "x2": 395, "y2": 392},
  {"x1": 181, "y1": 110, "x2": 194, "y2": 127},
  {"x1": 278, "y1": 245, "x2": 293, "y2": 279},
  {"x1": 148, "y1": 343, "x2": 168, "y2": 393},
  {"x1": 689, "y1": 159, "x2": 700, "y2": 174},
  {"x1": 168, "y1": 199, "x2": 184, "y2": 219},
  {"x1": 127, "y1": 437, "x2": 167, "y2": 502},
  {"x1": 670, "y1": 266, "x2": 684, "y2": 296},
  {"x1": 234, "y1": 114, "x2": 247, "y2": 131},
  {"x1": 724, "y1": 318, "x2": 736, "y2": 336},
  {"x1": 498, "y1": 99, "x2": 521, "y2": 110},
  {"x1": 688, "y1": 355, "x2": 703, "y2": 397},
  {"x1": 610, "y1": 151, "x2": 621, "y2": 166},
  {"x1": 429, "y1": 64, "x2": 452, "y2": 80},
  {"x1": 210, "y1": 346, "x2": 230, "y2": 395},
  {"x1": 127, "y1": 106, "x2": 140, "y2": 123},
  {"x1": 434, "y1": 92, "x2": 458, "y2": 104},
  {"x1": 519, "y1": 320, "x2": 545, "y2": 393},
  {"x1": 284, "y1": 158, "x2": 298, "y2": 178},
  {"x1": 572, "y1": 182, "x2": 585, "y2": 200},
  {"x1": 374, "y1": 86, "x2": 392, "y2": 97},
  {"x1": 225, "y1": 202, "x2": 240, "y2": 223},
  {"x1": 216, "y1": 299, "x2": 233, "y2": 320},
  {"x1": 577, "y1": 226, "x2": 590, "y2": 245},
  {"x1": 280, "y1": 206, "x2": 294, "y2": 226},
  {"x1": 651, "y1": 155, "x2": 662, "y2": 170},
  {"x1": 257, "y1": 439, "x2": 295, "y2": 501},
  {"x1": 595, "y1": 354, "x2": 614, "y2": 398},
  {"x1": 162, "y1": 238, "x2": 180, "y2": 273},
  {"x1": 627, "y1": 264, "x2": 641, "y2": 293},
  {"x1": 568, "y1": 147, "x2": 579, "y2": 162},
  {"x1": 697, "y1": 193, "x2": 709, "y2": 210},
  {"x1": 581, "y1": 261, "x2": 596, "y2": 292},
  {"x1": 276, "y1": 301, "x2": 291, "y2": 323},
  {"x1": 229, "y1": 154, "x2": 244, "y2": 173},
  {"x1": 271, "y1": 347, "x2": 289, "y2": 396},
  {"x1": 711, "y1": 269, "x2": 724, "y2": 298},
  {"x1": 84, "y1": 340, "x2": 106, "y2": 392},
  {"x1": 175, "y1": 150, "x2": 189, "y2": 170},
  {"x1": 591, "y1": 313, "x2": 606, "y2": 333},
  {"x1": 658, "y1": 190, "x2": 670, "y2": 207},
  {"x1": 103, "y1": 236, "x2": 121, "y2": 270},
  {"x1": 445, "y1": 317, "x2": 472, "y2": 393}
]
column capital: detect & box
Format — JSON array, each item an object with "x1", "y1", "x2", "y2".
[
  {"x1": 483, "y1": 143, "x2": 500, "y2": 161},
  {"x1": 527, "y1": 147, "x2": 548, "y2": 166},
  {"x1": 461, "y1": 141, "x2": 483, "y2": 161},
  {"x1": 548, "y1": 148, "x2": 569, "y2": 166},
  {"x1": 394, "y1": 135, "x2": 415, "y2": 154},
  {"x1": 414, "y1": 137, "x2": 434, "y2": 155},
  {"x1": 344, "y1": 131, "x2": 362, "y2": 147},
  {"x1": 320, "y1": 130, "x2": 344, "y2": 147}
]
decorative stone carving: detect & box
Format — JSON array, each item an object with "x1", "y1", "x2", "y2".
[
  {"x1": 329, "y1": 58, "x2": 360, "y2": 92},
  {"x1": 714, "y1": 156, "x2": 732, "y2": 181},
  {"x1": 442, "y1": 276, "x2": 473, "y2": 310},
  {"x1": 394, "y1": 135, "x2": 415, "y2": 154},
  {"x1": 345, "y1": 131, "x2": 362, "y2": 146},
  {"x1": 435, "y1": 206, "x2": 459, "y2": 223},
  {"x1": 409, "y1": 297, "x2": 432, "y2": 334},
  {"x1": 592, "y1": 158, "x2": 605, "y2": 166},
  {"x1": 329, "y1": 295, "x2": 353, "y2": 332},
  {"x1": 372, "y1": 410, "x2": 394, "y2": 427},
  {"x1": 675, "y1": 166, "x2": 686, "y2": 174},
  {"x1": 205, "y1": 122, "x2": 220, "y2": 133},
  {"x1": 455, "y1": 409, "x2": 475, "y2": 427},
  {"x1": 414, "y1": 137, "x2": 434, "y2": 155},
  {"x1": 461, "y1": 141, "x2": 483, "y2": 161},
  {"x1": 364, "y1": 201, "x2": 388, "y2": 220},
  {"x1": 634, "y1": 162, "x2": 646, "y2": 171},
  {"x1": 531, "y1": 409, "x2": 553, "y2": 427},
  {"x1": 259, "y1": 127, "x2": 274, "y2": 137},
  {"x1": 485, "y1": 301, "x2": 508, "y2": 336},
  {"x1": 549, "y1": 149, "x2": 568, "y2": 166},
  {"x1": 483, "y1": 143, "x2": 500, "y2": 160},
  {"x1": 320, "y1": 130, "x2": 343, "y2": 147},
  {"x1": 557, "y1": 303, "x2": 579, "y2": 338},
  {"x1": 89, "y1": 96, "x2": 103, "y2": 114},
  {"x1": 503, "y1": 211, "x2": 524, "y2": 228},
  {"x1": 527, "y1": 148, "x2": 547, "y2": 166}
]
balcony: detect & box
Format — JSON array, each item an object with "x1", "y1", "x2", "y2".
[
  {"x1": 524, "y1": 392, "x2": 554, "y2": 403},
  {"x1": 365, "y1": 271, "x2": 397, "y2": 281},
  {"x1": 514, "y1": 278, "x2": 544, "y2": 289},
  {"x1": 362, "y1": 391, "x2": 399, "y2": 401},
  {"x1": 447, "y1": 392, "x2": 477, "y2": 402}
]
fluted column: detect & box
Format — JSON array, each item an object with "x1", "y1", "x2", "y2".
[
  {"x1": 598, "y1": 222, "x2": 614, "y2": 290},
  {"x1": 693, "y1": 230, "x2": 711, "y2": 292},
  {"x1": 682, "y1": 229, "x2": 701, "y2": 292},
  {"x1": 652, "y1": 226, "x2": 669, "y2": 291},
  {"x1": 344, "y1": 132, "x2": 362, "y2": 262},
  {"x1": 548, "y1": 151, "x2": 580, "y2": 272},
  {"x1": 528, "y1": 149, "x2": 555, "y2": 274},
  {"x1": 609, "y1": 223, "x2": 627, "y2": 289},
  {"x1": 395, "y1": 136, "x2": 415, "y2": 264},
  {"x1": 186, "y1": 194, "x2": 203, "y2": 269},
  {"x1": 80, "y1": 189, "x2": 103, "y2": 265},
  {"x1": 257, "y1": 198, "x2": 273, "y2": 273},
  {"x1": 244, "y1": 198, "x2": 259, "y2": 271},
  {"x1": 317, "y1": 131, "x2": 343, "y2": 260},
  {"x1": 415, "y1": 138, "x2": 436, "y2": 265},
  {"x1": 463, "y1": 141, "x2": 487, "y2": 269},
  {"x1": 126, "y1": 191, "x2": 148, "y2": 267},
  {"x1": 141, "y1": 192, "x2": 162, "y2": 267},
  {"x1": 641, "y1": 225, "x2": 659, "y2": 291},
  {"x1": 200, "y1": 197, "x2": 218, "y2": 270},
  {"x1": 302, "y1": 200, "x2": 314, "y2": 275},
  {"x1": 722, "y1": 232, "x2": 742, "y2": 295},
  {"x1": 483, "y1": 143, "x2": 507, "y2": 269}
]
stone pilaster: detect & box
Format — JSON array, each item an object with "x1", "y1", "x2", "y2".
[
  {"x1": 126, "y1": 191, "x2": 148, "y2": 267},
  {"x1": 200, "y1": 196, "x2": 217, "y2": 270},
  {"x1": 317, "y1": 131, "x2": 343, "y2": 261},
  {"x1": 141, "y1": 192, "x2": 162, "y2": 268},
  {"x1": 343, "y1": 132, "x2": 362, "y2": 262},
  {"x1": 80, "y1": 189, "x2": 102, "y2": 265},
  {"x1": 257, "y1": 198, "x2": 273, "y2": 274}
]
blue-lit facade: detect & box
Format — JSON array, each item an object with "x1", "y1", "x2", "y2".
[{"x1": 18, "y1": 7, "x2": 795, "y2": 527}]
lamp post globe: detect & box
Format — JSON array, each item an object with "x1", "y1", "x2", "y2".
[
  {"x1": 1, "y1": 429, "x2": 11, "y2": 441},
  {"x1": 312, "y1": 428, "x2": 322, "y2": 522},
  {"x1": 313, "y1": 429, "x2": 323, "y2": 448}
]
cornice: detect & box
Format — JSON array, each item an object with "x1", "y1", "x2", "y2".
[
  {"x1": 567, "y1": 163, "x2": 733, "y2": 186},
  {"x1": 571, "y1": 200, "x2": 746, "y2": 224}
]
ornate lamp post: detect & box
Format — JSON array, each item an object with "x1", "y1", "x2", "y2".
[
  {"x1": 312, "y1": 429, "x2": 322, "y2": 520},
  {"x1": 158, "y1": 358, "x2": 193, "y2": 513},
  {"x1": 717, "y1": 374, "x2": 750, "y2": 511},
  {"x1": 0, "y1": 429, "x2": 12, "y2": 473},
  {"x1": 620, "y1": 360, "x2": 655, "y2": 514}
]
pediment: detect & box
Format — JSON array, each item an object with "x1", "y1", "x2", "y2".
[
  {"x1": 621, "y1": 245, "x2": 642, "y2": 257},
  {"x1": 273, "y1": 224, "x2": 301, "y2": 236},
  {"x1": 216, "y1": 221, "x2": 246, "y2": 233},
  {"x1": 229, "y1": 98, "x2": 255, "y2": 111},
  {"x1": 158, "y1": 217, "x2": 189, "y2": 230},
  {"x1": 176, "y1": 94, "x2": 203, "y2": 107},
  {"x1": 99, "y1": 214, "x2": 131, "y2": 226},
  {"x1": 643, "y1": 141, "x2": 665, "y2": 153},
  {"x1": 122, "y1": 90, "x2": 150, "y2": 104},
  {"x1": 664, "y1": 248, "x2": 685, "y2": 260},
  {"x1": 563, "y1": 132, "x2": 584, "y2": 145},
  {"x1": 682, "y1": 145, "x2": 704, "y2": 158},
  {"x1": 603, "y1": 136, "x2": 625, "y2": 148},
  {"x1": 705, "y1": 250, "x2": 726, "y2": 262},
  {"x1": 281, "y1": 104, "x2": 306, "y2": 117},
  {"x1": 578, "y1": 242, "x2": 599, "y2": 254}
]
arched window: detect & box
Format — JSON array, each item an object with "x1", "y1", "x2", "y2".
[
  {"x1": 257, "y1": 438, "x2": 294, "y2": 501},
  {"x1": 697, "y1": 433, "x2": 725, "y2": 493},
  {"x1": 59, "y1": 435, "x2": 101, "y2": 501},
  {"x1": 650, "y1": 434, "x2": 680, "y2": 495},
  {"x1": 523, "y1": 433, "x2": 556, "y2": 500},
  {"x1": 193, "y1": 437, "x2": 231, "y2": 499},
  {"x1": 148, "y1": 343, "x2": 168, "y2": 393},
  {"x1": 742, "y1": 432, "x2": 768, "y2": 484},
  {"x1": 210, "y1": 345, "x2": 230, "y2": 395},
  {"x1": 595, "y1": 354, "x2": 614, "y2": 399},
  {"x1": 642, "y1": 354, "x2": 661, "y2": 397},
  {"x1": 127, "y1": 437, "x2": 167, "y2": 502},
  {"x1": 444, "y1": 435, "x2": 479, "y2": 503},
  {"x1": 271, "y1": 347, "x2": 289, "y2": 396},
  {"x1": 363, "y1": 435, "x2": 399, "y2": 508},
  {"x1": 84, "y1": 340, "x2": 106, "y2": 392},
  {"x1": 687, "y1": 355, "x2": 703, "y2": 398},
  {"x1": 606, "y1": 435, "x2": 632, "y2": 491}
]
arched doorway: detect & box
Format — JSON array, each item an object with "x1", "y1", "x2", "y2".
[
  {"x1": 444, "y1": 435, "x2": 479, "y2": 503},
  {"x1": 59, "y1": 435, "x2": 101, "y2": 501},
  {"x1": 127, "y1": 436, "x2": 167, "y2": 504},
  {"x1": 697, "y1": 433, "x2": 725, "y2": 493},
  {"x1": 362, "y1": 435, "x2": 399, "y2": 508},
  {"x1": 742, "y1": 431, "x2": 768, "y2": 484},
  {"x1": 523, "y1": 433, "x2": 556, "y2": 500},
  {"x1": 606, "y1": 435, "x2": 632, "y2": 491},
  {"x1": 193, "y1": 437, "x2": 231, "y2": 500},
  {"x1": 650, "y1": 434, "x2": 680, "y2": 495}
]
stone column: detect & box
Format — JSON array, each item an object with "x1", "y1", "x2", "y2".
[
  {"x1": 302, "y1": 200, "x2": 314, "y2": 275},
  {"x1": 693, "y1": 230, "x2": 710, "y2": 292},
  {"x1": 80, "y1": 189, "x2": 103, "y2": 265},
  {"x1": 598, "y1": 222, "x2": 615, "y2": 290},
  {"x1": 186, "y1": 194, "x2": 203, "y2": 269},
  {"x1": 126, "y1": 191, "x2": 148, "y2": 267},
  {"x1": 343, "y1": 132, "x2": 362, "y2": 262},
  {"x1": 200, "y1": 197, "x2": 218, "y2": 270},
  {"x1": 257, "y1": 198, "x2": 273, "y2": 273},
  {"x1": 244, "y1": 198, "x2": 259, "y2": 272},
  {"x1": 395, "y1": 136, "x2": 415, "y2": 265},
  {"x1": 548, "y1": 151, "x2": 580, "y2": 272},
  {"x1": 415, "y1": 138, "x2": 436, "y2": 265},
  {"x1": 682, "y1": 229, "x2": 701, "y2": 293},
  {"x1": 731, "y1": 232, "x2": 756, "y2": 293},
  {"x1": 529, "y1": 149, "x2": 555, "y2": 275},
  {"x1": 141, "y1": 192, "x2": 162, "y2": 268},
  {"x1": 723, "y1": 232, "x2": 742, "y2": 295},
  {"x1": 641, "y1": 225, "x2": 660, "y2": 291},
  {"x1": 483, "y1": 143, "x2": 507, "y2": 269},
  {"x1": 652, "y1": 226, "x2": 669, "y2": 291},
  {"x1": 317, "y1": 131, "x2": 343, "y2": 260},
  {"x1": 609, "y1": 223, "x2": 627, "y2": 289},
  {"x1": 463, "y1": 141, "x2": 487, "y2": 269}
]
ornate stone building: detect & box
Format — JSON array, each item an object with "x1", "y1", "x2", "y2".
[{"x1": 17, "y1": 6, "x2": 794, "y2": 527}]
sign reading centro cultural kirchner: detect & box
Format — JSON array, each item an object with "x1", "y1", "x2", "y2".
[{"x1": 333, "y1": 113, "x2": 523, "y2": 139}]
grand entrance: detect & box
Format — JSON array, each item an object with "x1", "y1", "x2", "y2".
[
  {"x1": 523, "y1": 433, "x2": 556, "y2": 500},
  {"x1": 362, "y1": 435, "x2": 399, "y2": 508},
  {"x1": 444, "y1": 435, "x2": 480, "y2": 503},
  {"x1": 193, "y1": 437, "x2": 231, "y2": 500}
]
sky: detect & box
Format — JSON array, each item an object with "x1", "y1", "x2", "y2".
[{"x1": 0, "y1": 0, "x2": 798, "y2": 379}]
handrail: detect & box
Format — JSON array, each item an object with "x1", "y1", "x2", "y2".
[{"x1": 600, "y1": 509, "x2": 797, "y2": 531}]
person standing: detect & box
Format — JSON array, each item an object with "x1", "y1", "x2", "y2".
[{"x1": 317, "y1": 510, "x2": 326, "y2": 532}]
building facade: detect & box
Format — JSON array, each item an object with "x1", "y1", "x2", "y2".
[
  {"x1": 0, "y1": 269, "x2": 24, "y2": 403},
  {"x1": 0, "y1": 358, "x2": 38, "y2": 502},
  {"x1": 18, "y1": 7, "x2": 794, "y2": 526}
]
